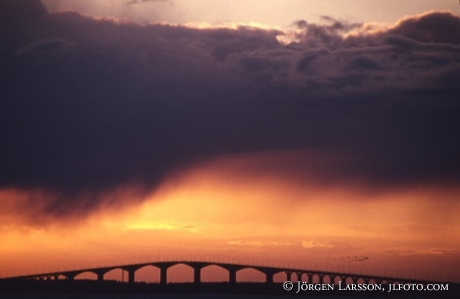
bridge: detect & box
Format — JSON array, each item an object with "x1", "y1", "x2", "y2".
[{"x1": 0, "y1": 259, "x2": 449, "y2": 286}]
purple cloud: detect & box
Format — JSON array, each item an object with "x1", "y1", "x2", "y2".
[{"x1": 1, "y1": 1, "x2": 459, "y2": 220}]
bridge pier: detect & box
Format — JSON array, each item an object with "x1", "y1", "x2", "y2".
[
  {"x1": 128, "y1": 270, "x2": 135, "y2": 283},
  {"x1": 66, "y1": 274, "x2": 76, "y2": 281},
  {"x1": 154, "y1": 264, "x2": 174, "y2": 285},
  {"x1": 307, "y1": 273, "x2": 313, "y2": 283},
  {"x1": 297, "y1": 272, "x2": 303, "y2": 282},
  {"x1": 160, "y1": 267, "x2": 168, "y2": 284},
  {"x1": 97, "y1": 272, "x2": 104, "y2": 282},
  {"x1": 193, "y1": 266, "x2": 201, "y2": 284},
  {"x1": 286, "y1": 271, "x2": 292, "y2": 281},
  {"x1": 318, "y1": 274, "x2": 324, "y2": 284},
  {"x1": 229, "y1": 269, "x2": 237, "y2": 284},
  {"x1": 266, "y1": 273, "x2": 274, "y2": 284}
]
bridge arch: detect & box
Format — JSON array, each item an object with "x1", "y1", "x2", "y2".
[
  {"x1": 131, "y1": 264, "x2": 161, "y2": 283},
  {"x1": 236, "y1": 267, "x2": 267, "y2": 283},
  {"x1": 201, "y1": 264, "x2": 230, "y2": 282},
  {"x1": 103, "y1": 267, "x2": 125, "y2": 282},
  {"x1": 323, "y1": 274, "x2": 332, "y2": 284},
  {"x1": 167, "y1": 263, "x2": 195, "y2": 283},
  {"x1": 333, "y1": 275, "x2": 342, "y2": 285},
  {"x1": 273, "y1": 271, "x2": 291, "y2": 283},
  {"x1": 51, "y1": 274, "x2": 65, "y2": 280},
  {"x1": 311, "y1": 273, "x2": 324, "y2": 283},
  {"x1": 73, "y1": 271, "x2": 98, "y2": 281},
  {"x1": 345, "y1": 277, "x2": 355, "y2": 284}
]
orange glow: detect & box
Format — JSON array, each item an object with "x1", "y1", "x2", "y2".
[{"x1": 1, "y1": 151, "x2": 459, "y2": 282}]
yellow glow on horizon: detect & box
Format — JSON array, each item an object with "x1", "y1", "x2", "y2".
[
  {"x1": 92, "y1": 151, "x2": 460, "y2": 248},
  {"x1": 1, "y1": 151, "x2": 460, "y2": 280}
]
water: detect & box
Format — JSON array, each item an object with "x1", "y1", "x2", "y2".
[{"x1": 1, "y1": 295, "x2": 363, "y2": 299}]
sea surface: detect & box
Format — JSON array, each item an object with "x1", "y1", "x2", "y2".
[{"x1": 0, "y1": 295, "x2": 367, "y2": 299}]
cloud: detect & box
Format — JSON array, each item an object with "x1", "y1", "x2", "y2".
[
  {"x1": 381, "y1": 247, "x2": 460, "y2": 257},
  {"x1": 389, "y1": 12, "x2": 460, "y2": 44},
  {"x1": 228, "y1": 240, "x2": 292, "y2": 247},
  {"x1": 16, "y1": 38, "x2": 77, "y2": 55},
  {"x1": 0, "y1": 0, "x2": 46, "y2": 24},
  {"x1": 301, "y1": 240, "x2": 334, "y2": 249},
  {"x1": 0, "y1": 0, "x2": 47, "y2": 52},
  {"x1": 127, "y1": 0, "x2": 173, "y2": 6},
  {"x1": 1, "y1": 5, "x2": 459, "y2": 221},
  {"x1": 301, "y1": 240, "x2": 355, "y2": 250},
  {"x1": 339, "y1": 255, "x2": 369, "y2": 263},
  {"x1": 127, "y1": 224, "x2": 199, "y2": 232}
]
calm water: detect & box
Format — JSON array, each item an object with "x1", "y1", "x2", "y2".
[{"x1": 1, "y1": 295, "x2": 364, "y2": 299}]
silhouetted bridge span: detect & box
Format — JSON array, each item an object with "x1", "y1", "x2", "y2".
[{"x1": 0, "y1": 260, "x2": 450, "y2": 286}]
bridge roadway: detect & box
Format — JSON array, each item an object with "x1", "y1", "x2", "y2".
[{"x1": 0, "y1": 260, "x2": 445, "y2": 286}]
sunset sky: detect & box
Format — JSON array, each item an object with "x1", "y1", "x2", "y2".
[{"x1": 1, "y1": 0, "x2": 460, "y2": 283}]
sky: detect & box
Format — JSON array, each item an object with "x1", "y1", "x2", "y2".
[
  {"x1": 1, "y1": 0, "x2": 460, "y2": 283},
  {"x1": 41, "y1": 0, "x2": 458, "y2": 27}
]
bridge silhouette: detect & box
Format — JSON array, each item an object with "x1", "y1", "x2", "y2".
[{"x1": 0, "y1": 259, "x2": 449, "y2": 286}]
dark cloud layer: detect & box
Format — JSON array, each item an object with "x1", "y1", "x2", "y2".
[
  {"x1": 0, "y1": 0, "x2": 47, "y2": 52},
  {"x1": 1, "y1": 0, "x2": 459, "y2": 219},
  {"x1": 127, "y1": 0, "x2": 172, "y2": 5}
]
